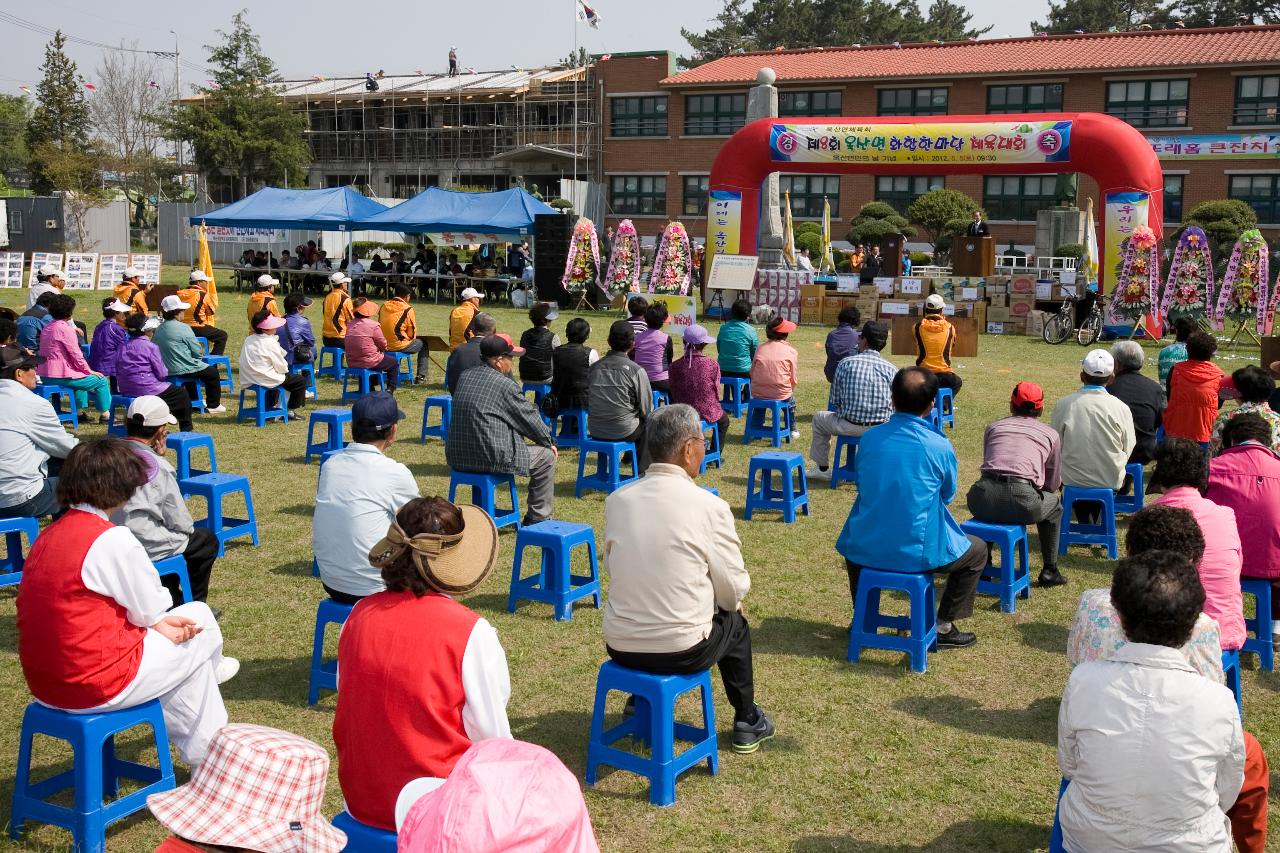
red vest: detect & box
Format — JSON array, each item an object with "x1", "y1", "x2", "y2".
[
  {"x1": 333, "y1": 590, "x2": 480, "y2": 830},
  {"x1": 1165, "y1": 359, "x2": 1223, "y2": 443},
  {"x1": 17, "y1": 510, "x2": 147, "y2": 709}
]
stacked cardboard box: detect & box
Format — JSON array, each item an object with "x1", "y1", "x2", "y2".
[{"x1": 799, "y1": 284, "x2": 825, "y2": 325}]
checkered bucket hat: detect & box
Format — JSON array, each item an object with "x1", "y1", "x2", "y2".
[{"x1": 147, "y1": 724, "x2": 346, "y2": 853}]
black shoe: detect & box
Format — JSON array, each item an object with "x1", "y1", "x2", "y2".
[
  {"x1": 731, "y1": 706, "x2": 775, "y2": 754},
  {"x1": 210, "y1": 607, "x2": 223, "y2": 622},
  {"x1": 1038, "y1": 568, "x2": 1068, "y2": 588},
  {"x1": 936, "y1": 626, "x2": 977, "y2": 649}
]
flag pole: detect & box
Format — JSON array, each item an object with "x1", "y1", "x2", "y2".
[{"x1": 572, "y1": 0, "x2": 579, "y2": 196}]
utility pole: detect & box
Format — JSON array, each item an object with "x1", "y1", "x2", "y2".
[{"x1": 170, "y1": 31, "x2": 182, "y2": 171}]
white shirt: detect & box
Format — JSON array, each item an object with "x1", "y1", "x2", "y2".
[
  {"x1": 312, "y1": 443, "x2": 420, "y2": 597},
  {"x1": 0, "y1": 379, "x2": 79, "y2": 508},
  {"x1": 348, "y1": 260, "x2": 365, "y2": 278},
  {"x1": 1051, "y1": 385, "x2": 1137, "y2": 490},
  {"x1": 27, "y1": 281, "x2": 58, "y2": 309},
  {"x1": 73, "y1": 504, "x2": 172, "y2": 629},
  {"x1": 237, "y1": 332, "x2": 289, "y2": 388},
  {"x1": 1058, "y1": 642, "x2": 1244, "y2": 853},
  {"x1": 796, "y1": 254, "x2": 814, "y2": 271}
]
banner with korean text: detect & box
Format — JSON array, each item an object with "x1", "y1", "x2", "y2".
[
  {"x1": 768, "y1": 120, "x2": 1073, "y2": 165},
  {"x1": 1104, "y1": 191, "x2": 1151, "y2": 322},
  {"x1": 1147, "y1": 133, "x2": 1280, "y2": 160},
  {"x1": 705, "y1": 189, "x2": 743, "y2": 272}
]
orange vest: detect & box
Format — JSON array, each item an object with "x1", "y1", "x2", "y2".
[
  {"x1": 114, "y1": 283, "x2": 149, "y2": 315},
  {"x1": 247, "y1": 291, "x2": 281, "y2": 326},
  {"x1": 380, "y1": 298, "x2": 417, "y2": 350},
  {"x1": 177, "y1": 287, "x2": 216, "y2": 327},
  {"x1": 914, "y1": 315, "x2": 956, "y2": 374},
  {"x1": 323, "y1": 289, "x2": 354, "y2": 339},
  {"x1": 448, "y1": 301, "x2": 477, "y2": 350}
]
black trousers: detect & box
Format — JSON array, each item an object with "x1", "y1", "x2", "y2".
[
  {"x1": 158, "y1": 384, "x2": 194, "y2": 432},
  {"x1": 159, "y1": 528, "x2": 219, "y2": 609},
  {"x1": 608, "y1": 609, "x2": 756, "y2": 722},
  {"x1": 935, "y1": 371, "x2": 963, "y2": 395},
  {"x1": 845, "y1": 533, "x2": 986, "y2": 624},
  {"x1": 323, "y1": 583, "x2": 365, "y2": 605},
  {"x1": 268, "y1": 373, "x2": 309, "y2": 411},
  {"x1": 651, "y1": 378, "x2": 671, "y2": 394},
  {"x1": 713, "y1": 413, "x2": 729, "y2": 454},
  {"x1": 721, "y1": 370, "x2": 751, "y2": 379},
  {"x1": 174, "y1": 365, "x2": 222, "y2": 409},
  {"x1": 322, "y1": 336, "x2": 345, "y2": 349},
  {"x1": 193, "y1": 325, "x2": 228, "y2": 356}
]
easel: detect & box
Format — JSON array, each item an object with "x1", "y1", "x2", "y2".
[
  {"x1": 708, "y1": 289, "x2": 726, "y2": 317},
  {"x1": 1226, "y1": 318, "x2": 1262, "y2": 350}
]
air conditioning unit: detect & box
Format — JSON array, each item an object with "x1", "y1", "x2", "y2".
[{"x1": 45, "y1": 220, "x2": 58, "y2": 229}]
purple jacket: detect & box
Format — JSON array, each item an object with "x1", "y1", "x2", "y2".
[
  {"x1": 114, "y1": 335, "x2": 172, "y2": 396},
  {"x1": 632, "y1": 327, "x2": 672, "y2": 383},
  {"x1": 89, "y1": 318, "x2": 128, "y2": 376},
  {"x1": 1207, "y1": 442, "x2": 1280, "y2": 580},
  {"x1": 669, "y1": 348, "x2": 723, "y2": 424}
]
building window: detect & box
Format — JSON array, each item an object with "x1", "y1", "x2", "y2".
[
  {"x1": 779, "y1": 175, "x2": 840, "y2": 218},
  {"x1": 1234, "y1": 75, "x2": 1280, "y2": 126},
  {"x1": 1164, "y1": 175, "x2": 1184, "y2": 223},
  {"x1": 1229, "y1": 174, "x2": 1280, "y2": 224},
  {"x1": 987, "y1": 83, "x2": 1064, "y2": 114},
  {"x1": 874, "y1": 176, "x2": 945, "y2": 214},
  {"x1": 610, "y1": 95, "x2": 668, "y2": 137},
  {"x1": 778, "y1": 90, "x2": 843, "y2": 117},
  {"x1": 7, "y1": 209, "x2": 22, "y2": 235},
  {"x1": 877, "y1": 87, "x2": 948, "y2": 116},
  {"x1": 390, "y1": 175, "x2": 424, "y2": 198},
  {"x1": 983, "y1": 175, "x2": 1058, "y2": 221},
  {"x1": 1105, "y1": 79, "x2": 1189, "y2": 128},
  {"x1": 611, "y1": 175, "x2": 667, "y2": 215},
  {"x1": 683, "y1": 175, "x2": 709, "y2": 216},
  {"x1": 684, "y1": 93, "x2": 746, "y2": 135}
]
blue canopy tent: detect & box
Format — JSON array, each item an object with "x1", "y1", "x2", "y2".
[
  {"x1": 351, "y1": 186, "x2": 556, "y2": 237},
  {"x1": 188, "y1": 186, "x2": 389, "y2": 230}
]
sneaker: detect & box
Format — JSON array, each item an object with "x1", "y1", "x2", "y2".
[
  {"x1": 936, "y1": 626, "x2": 977, "y2": 649},
  {"x1": 790, "y1": 430, "x2": 801, "y2": 439},
  {"x1": 215, "y1": 656, "x2": 240, "y2": 685},
  {"x1": 731, "y1": 706, "x2": 775, "y2": 754},
  {"x1": 1037, "y1": 568, "x2": 1068, "y2": 588},
  {"x1": 412, "y1": 375, "x2": 429, "y2": 386},
  {"x1": 806, "y1": 465, "x2": 831, "y2": 482},
  {"x1": 205, "y1": 405, "x2": 227, "y2": 414}
]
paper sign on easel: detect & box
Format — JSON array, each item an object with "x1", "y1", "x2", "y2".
[
  {"x1": 131, "y1": 254, "x2": 162, "y2": 286},
  {"x1": 63, "y1": 253, "x2": 99, "y2": 290},
  {"x1": 99, "y1": 254, "x2": 131, "y2": 289},
  {"x1": 27, "y1": 252, "x2": 64, "y2": 288},
  {"x1": 0, "y1": 252, "x2": 24, "y2": 288}
]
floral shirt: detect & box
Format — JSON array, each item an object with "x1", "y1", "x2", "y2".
[
  {"x1": 1067, "y1": 588, "x2": 1224, "y2": 682},
  {"x1": 1209, "y1": 400, "x2": 1280, "y2": 456},
  {"x1": 1157, "y1": 342, "x2": 1187, "y2": 385},
  {"x1": 669, "y1": 348, "x2": 723, "y2": 424}
]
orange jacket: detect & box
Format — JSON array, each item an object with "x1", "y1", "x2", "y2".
[
  {"x1": 914, "y1": 314, "x2": 956, "y2": 374},
  {"x1": 322, "y1": 289, "x2": 355, "y2": 339},
  {"x1": 176, "y1": 287, "x2": 217, "y2": 327},
  {"x1": 380, "y1": 298, "x2": 417, "y2": 351},
  {"x1": 247, "y1": 291, "x2": 282, "y2": 327},
  {"x1": 1165, "y1": 359, "x2": 1224, "y2": 443},
  {"x1": 448, "y1": 301, "x2": 477, "y2": 350},
  {"x1": 114, "y1": 283, "x2": 150, "y2": 316}
]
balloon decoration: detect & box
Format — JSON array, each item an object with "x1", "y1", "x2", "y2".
[
  {"x1": 1159, "y1": 226, "x2": 1214, "y2": 322},
  {"x1": 1214, "y1": 229, "x2": 1268, "y2": 333},
  {"x1": 648, "y1": 221, "x2": 693, "y2": 295},
  {"x1": 560, "y1": 217, "x2": 601, "y2": 296},
  {"x1": 603, "y1": 219, "x2": 641, "y2": 296},
  {"x1": 1107, "y1": 224, "x2": 1160, "y2": 324}
]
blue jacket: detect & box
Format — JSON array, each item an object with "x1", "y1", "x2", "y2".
[
  {"x1": 835, "y1": 413, "x2": 970, "y2": 572},
  {"x1": 16, "y1": 307, "x2": 51, "y2": 353},
  {"x1": 823, "y1": 324, "x2": 861, "y2": 382},
  {"x1": 277, "y1": 313, "x2": 316, "y2": 367}
]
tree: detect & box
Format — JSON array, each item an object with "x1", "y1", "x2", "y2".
[
  {"x1": 32, "y1": 141, "x2": 112, "y2": 249},
  {"x1": 1031, "y1": 0, "x2": 1171, "y2": 32},
  {"x1": 25, "y1": 31, "x2": 93, "y2": 194},
  {"x1": 906, "y1": 188, "x2": 980, "y2": 252},
  {"x1": 1181, "y1": 199, "x2": 1259, "y2": 272},
  {"x1": 1170, "y1": 0, "x2": 1280, "y2": 25},
  {"x1": 0, "y1": 94, "x2": 32, "y2": 184},
  {"x1": 161, "y1": 11, "x2": 310, "y2": 199},
  {"x1": 846, "y1": 200, "x2": 913, "y2": 246}
]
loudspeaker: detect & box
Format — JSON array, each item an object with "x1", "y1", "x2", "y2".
[{"x1": 535, "y1": 213, "x2": 575, "y2": 305}]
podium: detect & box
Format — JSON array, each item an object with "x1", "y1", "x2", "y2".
[
  {"x1": 953, "y1": 235, "x2": 995, "y2": 277},
  {"x1": 881, "y1": 235, "x2": 905, "y2": 278}
]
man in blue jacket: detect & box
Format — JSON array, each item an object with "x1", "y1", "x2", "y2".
[{"x1": 836, "y1": 366, "x2": 985, "y2": 648}]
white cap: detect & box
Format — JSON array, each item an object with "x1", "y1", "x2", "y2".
[
  {"x1": 106, "y1": 299, "x2": 132, "y2": 313},
  {"x1": 38, "y1": 264, "x2": 64, "y2": 278},
  {"x1": 329, "y1": 271, "x2": 351, "y2": 285},
  {"x1": 256, "y1": 274, "x2": 279, "y2": 288},
  {"x1": 460, "y1": 287, "x2": 484, "y2": 300},
  {"x1": 142, "y1": 316, "x2": 162, "y2": 332},
  {"x1": 1082, "y1": 349, "x2": 1115, "y2": 379},
  {"x1": 126, "y1": 395, "x2": 178, "y2": 427},
  {"x1": 160, "y1": 295, "x2": 190, "y2": 313},
  {"x1": 924, "y1": 293, "x2": 946, "y2": 310},
  {"x1": 122, "y1": 266, "x2": 142, "y2": 279},
  {"x1": 188, "y1": 270, "x2": 211, "y2": 283}
]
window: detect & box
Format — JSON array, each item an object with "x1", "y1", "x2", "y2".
[
  {"x1": 684, "y1": 93, "x2": 746, "y2": 135},
  {"x1": 610, "y1": 175, "x2": 667, "y2": 215},
  {"x1": 983, "y1": 175, "x2": 1059, "y2": 221},
  {"x1": 1105, "y1": 79, "x2": 1189, "y2": 128},
  {"x1": 987, "y1": 83, "x2": 1064, "y2": 114},
  {"x1": 7, "y1": 209, "x2": 22, "y2": 235},
  {"x1": 683, "y1": 175, "x2": 709, "y2": 216},
  {"x1": 877, "y1": 87, "x2": 948, "y2": 116},
  {"x1": 875, "y1": 176, "x2": 945, "y2": 214},
  {"x1": 1229, "y1": 174, "x2": 1280, "y2": 224},
  {"x1": 1234, "y1": 75, "x2": 1280, "y2": 126},
  {"x1": 779, "y1": 175, "x2": 840, "y2": 218},
  {"x1": 1163, "y1": 175, "x2": 1184, "y2": 224},
  {"x1": 778, "y1": 90, "x2": 843, "y2": 117},
  {"x1": 610, "y1": 95, "x2": 668, "y2": 137}
]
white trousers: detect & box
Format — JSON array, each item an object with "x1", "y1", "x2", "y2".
[
  {"x1": 74, "y1": 602, "x2": 228, "y2": 767},
  {"x1": 808, "y1": 411, "x2": 873, "y2": 467}
]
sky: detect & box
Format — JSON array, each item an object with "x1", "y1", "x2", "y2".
[{"x1": 0, "y1": 0, "x2": 1052, "y2": 93}]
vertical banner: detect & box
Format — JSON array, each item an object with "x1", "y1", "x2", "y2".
[
  {"x1": 1103, "y1": 191, "x2": 1150, "y2": 294},
  {"x1": 706, "y1": 189, "x2": 743, "y2": 274}
]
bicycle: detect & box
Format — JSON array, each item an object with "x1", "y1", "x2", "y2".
[{"x1": 1042, "y1": 292, "x2": 1102, "y2": 346}]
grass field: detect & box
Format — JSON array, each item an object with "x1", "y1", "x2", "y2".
[{"x1": 0, "y1": 269, "x2": 1276, "y2": 853}]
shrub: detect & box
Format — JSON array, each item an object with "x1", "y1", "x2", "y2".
[{"x1": 1054, "y1": 242, "x2": 1085, "y2": 261}]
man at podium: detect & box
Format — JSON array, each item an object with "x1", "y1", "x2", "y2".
[{"x1": 966, "y1": 211, "x2": 989, "y2": 237}]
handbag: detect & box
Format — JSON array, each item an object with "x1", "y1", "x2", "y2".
[
  {"x1": 539, "y1": 391, "x2": 560, "y2": 420},
  {"x1": 292, "y1": 343, "x2": 314, "y2": 363}
]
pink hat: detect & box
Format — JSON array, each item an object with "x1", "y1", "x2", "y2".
[
  {"x1": 255, "y1": 313, "x2": 286, "y2": 331},
  {"x1": 146, "y1": 724, "x2": 346, "y2": 853},
  {"x1": 397, "y1": 739, "x2": 599, "y2": 853}
]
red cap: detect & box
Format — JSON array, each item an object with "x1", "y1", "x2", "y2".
[
  {"x1": 1011, "y1": 381, "x2": 1044, "y2": 409},
  {"x1": 770, "y1": 317, "x2": 797, "y2": 334}
]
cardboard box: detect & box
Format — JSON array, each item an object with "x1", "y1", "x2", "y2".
[
  {"x1": 878, "y1": 300, "x2": 911, "y2": 317},
  {"x1": 985, "y1": 321, "x2": 1007, "y2": 335},
  {"x1": 896, "y1": 277, "x2": 925, "y2": 297},
  {"x1": 1055, "y1": 283, "x2": 1080, "y2": 300},
  {"x1": 1034, "y1": 280, "x2": 1053, "y2": 300},
  {"x1": 821, "y1": 300, "x2": 845, "y2": 325},
  {"x1": 873, "y1": 276, "x2": 896, "y2": 296},
  {"x1": 1009, "y1": 293, "x2": 1037, "y2": 318},
  {"x1": 959, "y1": 286, "x2": 982, "y2": 302},
  {"x1": 858, "y1": 284, "x2": 879, "y2": 298},
  {"x1": 854, "y1": 298, "x2": 879, "y2": 317},
  {"x1": 1009, "y1": 275, "x2": 1037, "y2": 295},
  {"x1": 800, "y1": 284, "x2": 825, "y2": 301},
  {"x1": 800, "y1": 294, "x2": 825, "y2": 324},
  {"x1": 986, "y1": 304, "x2": 1011, "y2": 323}
]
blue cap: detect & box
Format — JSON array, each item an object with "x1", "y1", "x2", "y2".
[{"x1": 352, "y1": 391, "x2": 406, "y2": 430}]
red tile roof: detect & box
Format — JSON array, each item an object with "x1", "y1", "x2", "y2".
[{"x1": 662, "y1": 25, "x2": 1280, "y2": 86}]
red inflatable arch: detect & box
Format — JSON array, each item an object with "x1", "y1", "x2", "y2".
[{"x1": 707, "y1": 112, "x2": 1163, "y2": 288}]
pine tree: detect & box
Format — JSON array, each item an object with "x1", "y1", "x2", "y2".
[
  {"x1": 1031, "y1": 0, "x2": 1170, "y2": 33},
  {"x1": 25, "y1": 31, "x2": 92, "y2": 194}
]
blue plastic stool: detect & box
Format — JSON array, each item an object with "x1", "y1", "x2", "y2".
[
  {"x1": 1058, "y1": 486, "x2": 1118, "y2": 559},
  {"x1": 1223, "y1": 649, "x2": 1244, "y2": 719},
  {"x1": 206, "y1": 355, "x2": 234, "y2": 392},
  {"x1": 182, "y1": 473, "x2": 259, "y2": 556},
  {"x1": 742, "y1": 398, "x2": 792, "y2": 447},
  {"x1": 237, "y1": 385, "x2": 290, "y2": 427},
  {"x1": 420, "y1": 395, "x2": 452, "y2": 443},
  {"x1": 391, "y1": 351, "x2": 413, "y2": 383},
  {"x1": 1241, "y1": 577, "x2": 1275, "y2": 672},
  {"x1": 153, "y1": 555, "x2": 193, "y2": 605},
  {"x1": 341, "y1": 367, "x2": 386, "y2": 402},
  {"x1": 1049, "y1": 778, "x2": 1069, "y2": 853},
  {"x1": 522, "y1": 382, "x2": 551, "y2": 406},
  {"x1": 308, "y1": 598, "x2": 353, "y2": 705},
  {"x1": 509, "y1": 521, "x2": 601, "y2": 620},
  {"x1": 961, "y1": 520, "x2": 1031, "y2": 614},
  {"x1": 575, "y1": 439, "x2": 639, "y2": 497},
  {"x1": 848, "y1": 568, "x2": 939, "y2": 673},
  {"x1": 703, "y1": 486, "x2": 719, "y2": 496},
  {"x1": 320, "y1": 448, "x2": 343, "y2": 468},
  {"x1": 744, "y1": 451, "x2": 809, "y2": 522},
  {"x1": 306, "y1": 409, "x2": 352, "y2": 463},
  {"x1": 1113, "y1": 462, "x2": 1145, "y2": 513},
  {"x1": 106, "y1": 394, "x2": 135, "y2": 437},
  {"x1": 449, "y1": 470, "x2": 521, "y2": 530},
  {"x1": 699, "y1": 420, "x2": 722, "y2": 474},
  {"x1": 317, "y1": 346, "x2": 346, "y2": 382},
  {"x1": 555, "y1": 408, "x2": 588, "y2": 449},
  {"x1": 290, "y1": 363, "x2": 318, "y2": 399},
  {"x1": 0, "y1": 516, "x2": 38, "y2": 587},
  {"x1": 168, "y1": 376, "x2": 205, "y2": 413},
  {"x1": 652, "y1": 389, "x2": 670, "y2": 409},
  {"x1": 10, "y1": 700, "x2": 176, "y2": 853},
  {"x1": 585, "y1": 661, "x2": 718, "y2": 807},
  {"x1": 935, "y1": 387, "x2": 955, "y2": 430},
  {"x1": 720, "y1": 376, "x2": 751, "y2": 417},
  {"x1": 332, "y1": 811, "x2": 396, "y2": 852},
  {"x1": 829, "y1": 435, "x2": 860, "y2": 489},
  {"x1": 166, "y1": 431, "x2": 217, "y2": 484},
  {"x1": 79, "y1": 342, "x2": 92, "y2": 362},
  {"x1": 36, "y1": 385, "x2": 79, "y2": 429}
]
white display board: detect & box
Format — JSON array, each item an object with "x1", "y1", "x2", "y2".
[
  {"x1": 63, "y1": 252, "x2": 99, "y2": 290},
  {"x1": 0, "y1": 252, "x2": 24, "y2": 288},
  {"x1": 131, "y1": 253, "x2": 162, "y2": 286},
  {"x1": 705, "y1": 253, "x2": 759, "y2": 292},
  {"x1": 99, "y1": 253, "x2": 131, "y2": 289},
  {"x1": 27, "y1": 252, "x2": 64, "y2": 288}
]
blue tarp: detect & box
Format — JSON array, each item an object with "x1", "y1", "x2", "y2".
[
  {"x1": 188, "y1": 186, "x2": 389, "y2": 231},
  {"x1": 352, "y1": 187, "x2": 557, "y2": 235}
]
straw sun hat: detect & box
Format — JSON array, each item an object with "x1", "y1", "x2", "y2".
[{"x1": 368, "y1": 503, "x2": 498, "y2": 594}]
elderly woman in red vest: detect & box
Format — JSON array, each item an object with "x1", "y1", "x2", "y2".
[
  {"x1": 1164, "y1": 330, "x2": 1225, "y2": 444},
  {"x1": 16, "y1": 438, "x2": 239, "y2": 767},
  {"x1": 333, "y1": 496, "x2": 508, "y2": 831}
]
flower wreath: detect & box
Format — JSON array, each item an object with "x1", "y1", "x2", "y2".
[
  {"x1": 560, "y1": 217, "x2": 601, "y2": 295},
  {"x1": 648, "y1": 221, "x2": 692, "y2": 295},
  {"x1": 1214, "y1": 229, "x2": 1269, "y2": 333},
  {"x1": 604, "y1": 219, "x2": 641, "y2": 296},
  {"x1": 1107, "y1": 224, "x2": 1160, "y2": 324},
  {"x1": 1159, "y1": 226, "x2": 1214, "y2": 322}
]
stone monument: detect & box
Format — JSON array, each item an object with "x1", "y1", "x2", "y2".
[{"x1": 748, "y1": 67, "x2": 785, "y2": 269}]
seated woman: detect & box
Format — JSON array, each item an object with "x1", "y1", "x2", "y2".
[
  {"x1": 669, "y1": 324, "x2": 727, "y2": 450},
  {"x1": 116, "y1": 314, "x2": 194, "y2": 432},
  {"x1": 15, "y1": 438, "x2": 237, "y2": 767},
  {"x1": 549, "y1": 317, "x2": 597, "y2": 414},
  {"x1": 343, "y1": 299, "x2": 399, "y2": 392},
  {"x1": 334, "y1": 496, "x2": 509, "y2": 831},
  {"x1": 750, "y1": 316, "x2": 799, "y2": 436},
  {"x1": 38, "y1": 293, "x2": 112, "y2": 422},
  {"x1": 1164, "y1": 330, "x2": 1224, "y2": 444},
  {"x1": 517, "y1": 302, "x2": 558, "y2": 385},
  {"x1": 89, "y1": 297, "x2": 131, "y2": 393},
  {"x1": 238, "y1": 309, "x2": 309, "y2": 414},
  {"x1": 632, "y1": 303, "x2": 674, "y2": 393}
]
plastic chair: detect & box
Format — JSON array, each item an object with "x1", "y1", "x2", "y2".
[
  {"x1": 165, "y1": 432, "x2": 218, "y2": 484},
  {"x1": 1241, "y1": 577, "x2": 1275, "y2": 672},
  {"x1": 960, "y1": 520, "x2": 1031, "y2": 614},
  {"x1": 699, "y1": 420, "x2": 722, "y2": 474},
  {"x1": 848, "y1": 568, "x2": 938, "y2": 673},
  {"x1": 332, "y1": 811, "x2": 396, "y2": 852},
  {"x1": 585, "y1": 662, "x2": 718, "y2": 807},
  {"x1": 420, "y1": 395, "x2": 452, "y2": 443},
  {"x1": 1049, "y1": 778, "x2": 1069, "y2": 853},
  {"x1": 651, "y1": 389, "x2": 670, "y2": 409},
  {"x1": 744, "y1": 452, "x2": 809, "y2": 522},
  {"x1": 1222, "y1": 649, "x2": 1244, "y2": 720},
  {"x1": 720, "y1": 376, "x2": 751, "y2": 417},
  {"x1": 168, "y1": 376, "x2": 205, "y2": 413},
  {"x1": 152, "y1": 555, "x2": 193, "y2": 605},
  {"x1": 391, "y1": 351, "x2": 413, "y2": 384},
  {"x1": 1113, "y1": 462, "x2": 1145, "y2": 514},
  {"x1": 306, "y1": 409, "x2": 352, "y2": 463},
  {"x1": 829, "y1": 435, "x2": 860, "y2": 489},
  {"x1": 509, "y1": 520, "x2": 601, "y2": 621},
  {"x1": 35, "y1": 385, "x2": 79, "y2": 429},
  {"x1": 521, "y1": 382, "x2": 551, "y2": 406},
  {"x1": 341, "y1": 367, "x2": 386, "y2": 402},
  {"x1": 290, "y1": 363, "x2": 318, "y2": 399},
  {"x1": 1058, "y1": 486, "x2": 1118, "y2": 559},
  {"x1": 742, "y1": 398, "x2": 792, "y2": 447},
  {"x1": 0, "y1": 516, "x2": 39, "y2": 588},
  {"x1": 317, "y1": 346, "x2": 346, "y2": 382},
  {"x1": 10, "y1": 700, "x2": 176, "y2": 853},
  {"x1": 935, "y1": 387, "x2": 956, "y2": 430},
  {"x1": 554, "y1": 408, "x2": 588, "y2": 450},
  {"x1": 106, "y1": 394, "x2": 136, "y2": 437},
  {"x1": 308, "y1": 598, "x2": 354, "y2": 705},
  {"x1": 575, "y1": 439, "x2": 640, "y2": 497},
  {"x1": 448, "y1": 470, "x2": 521, "y2": 530},
  {"x1": 206, "y1": 355, "x2": 234, "y2": 392},
  {"x1": 182, "y1": 473, "x2": 259, "y2": 556},
  {"x1": 319, "y1": 448, "x2": 343, "y2": 468},
  {"x1": 237, "y1": 385, "x2": 290, "y2": 427}
]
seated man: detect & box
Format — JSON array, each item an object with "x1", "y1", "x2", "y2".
[
  {"x1": 321, "y1": 272, "x2": 355, "y2": 349},
  {"x1": 114, "y1": 266, "x2": 153, "y2": 316},
  {"x1": 113, "y1": 396, "x2": 221, "y2": 610},
  {"x1": 176, "y1": 270, "x2": 227, "y2": 356},
  {"x1": 914, "y1": 294, "x2": 962, "y2": 394},
  {"x1": 314, "y1": 392, "x2": 420, "y2": 603},
  {"x1": 823, "y1": 305, "x2": 861, "y2": 383},
  {"x1": 381, "y1": 283, "x2": 429, "y2": 385},
  {"x1": 0, "y1": 344, "x2": 78, "y2": 519},
  {"x1": 446, "y1": 334, "x2": 557, "y2": 526},
  {"x1": 448, "y1": 287, "x2": 484, "y2": 350},
  {"x1": 837, "y1": 367, "x2": 985, "y2": 648},
  {"x1": 1051, "y1": 349, "x2": 1136, "y2": 523},
  {"x1": 807, "y1": 320, "x2": 894, "y2": 481},
  {"x1": 603, "y1": 404, "x2": 775, "y2": 753},
  {"x1": 588, "y1": 321, "x2": 654, "y2": 471},
  {"x1": 16, "y1": 292, "x2": 54, "y2": 353},
  {"x1": 1107, "y1": 340, "x2": 1164, "y2": 465},
  {"x1": 444, "y1": 312, "x2": 496, "y2": 394}
]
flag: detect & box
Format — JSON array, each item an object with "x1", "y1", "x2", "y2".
[
  {"x1": 414, "y1": 69, "x2": 425, "y2": 76},
  {"x1": 782, "y1": 191, "x2": 797, "y2": 269},
  {"x1": 599, "y1": 54, "x2": 611, "y2": 61},
  {"x1": 207, "y1": 80, "x2": 222, "y2": 90},
  {"x1": 577, "y1": 0, "x2": 601, "y2": 28},
  {"x1": 83, "y1": 83, "x2": 96, "y2": 91},
  {"x1": 18, "y1": 85, "x2": 30, "y2": 94},
  {"x1": 197, "y1": 224, "x2": 219, "y2": 311},
  {"x1": 1083, "y1": 197, "x2": 1100, "y2": 286},
  {"x1": 820, "y1": 197, "x2": 835, "y2": 273}
]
